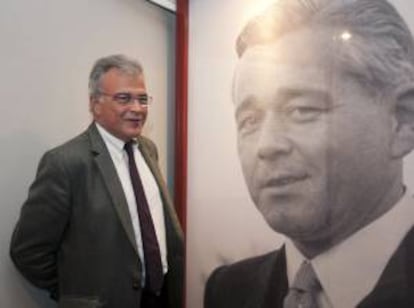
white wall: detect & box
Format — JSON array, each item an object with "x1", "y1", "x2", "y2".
[
  {"x1": 0, "y1": 0, "x2": 175, "y2": 307},
  {"x1": 187, "y1": 1, "x2": 414, "y2": 307}
]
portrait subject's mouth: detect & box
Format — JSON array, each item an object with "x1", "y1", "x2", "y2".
[{"x1": 262, "y1": 173, "x2": 309, "y2": 189}]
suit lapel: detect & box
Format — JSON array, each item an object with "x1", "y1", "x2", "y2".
[
  {"x1": 87, "y1": 124, "x2": 138, "y2": 255},
  {"x1": 244, "y1": 247, "x2": 288, "y2": 308},
  {"x1": 358, "y1": 226, "x2": 414, "y2": 307},
  {"x1": 138, "y1": 137, "x2": 184, "y2": 307},
  {"x1": 262, "y1": 246, "x2": 289, "y2": 307},
  {"x1": 137, "y1": 137, "x2": 183, "y2": 242}
]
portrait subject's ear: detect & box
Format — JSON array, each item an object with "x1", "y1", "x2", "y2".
[{"x1": 391, "y1": 89, "x2": 414, "y2": 158}]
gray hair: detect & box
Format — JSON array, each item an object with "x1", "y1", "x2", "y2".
[
  {"x1": 236, "y1": 0, "x2": 414, "y2": 97},
  {"x1": 88, "y1": 54, "x2": 143, "y2": 98}
]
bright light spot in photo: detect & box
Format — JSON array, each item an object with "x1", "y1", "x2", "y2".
[{"x1": 341, "y1": 31, "x2": 352, "y2": 41}]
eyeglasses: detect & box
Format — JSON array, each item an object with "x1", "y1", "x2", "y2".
[{"x1": 99, "y1": 92, "x2": 153, "y2": 106}]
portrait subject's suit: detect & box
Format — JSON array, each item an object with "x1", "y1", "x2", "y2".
[
  {"x1": 205, "y1": 227, "x2": 414, "y2": 308},
  {"x1": 10, "y1": 123, "x2": 183, "y2": 308}
]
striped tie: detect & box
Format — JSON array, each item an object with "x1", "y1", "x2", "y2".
[{"x1": 283, "y1": 261, "x2": 321, "y2": 308}]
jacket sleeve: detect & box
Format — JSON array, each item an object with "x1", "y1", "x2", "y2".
[{"x1": 10, "y1": 149, "x2": 71, "y2": 299}]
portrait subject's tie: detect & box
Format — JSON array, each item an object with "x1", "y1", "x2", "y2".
[
  {"x1": 283, "y1": 261, "x2": 321, "y2": 308},
  {"x1": 124, "y1": 141, "x2": 164, "y2": 294}
]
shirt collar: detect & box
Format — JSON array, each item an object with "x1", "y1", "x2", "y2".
[
  {"x1": 95, "y1": 123, "x2": 139, "y2": 157},
  {"x1": 286, "y1": 189, "x2": 414, "y2": 307}
]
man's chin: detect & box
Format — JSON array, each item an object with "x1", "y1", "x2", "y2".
[
  {"x1": 263, "y1": 212, "x2": 321, "y2": 238},
  {"x1": 125, "y1": 128, "x2": 143, "y2": 139}
]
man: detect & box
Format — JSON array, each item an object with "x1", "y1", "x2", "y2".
[
  {"x1": 10, "y1": 54, "x2": 183, "y2": 308},
  {"x1": 205, "y1": 0, "x2": 414, "y2": 307}
]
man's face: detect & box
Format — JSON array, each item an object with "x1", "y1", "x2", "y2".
[
  {"x1": 91, "y1": 68, "x2": 148, "y2": 141},
  {"x1": 234, "y1": 29, "x2": 401, "y2": 246}
]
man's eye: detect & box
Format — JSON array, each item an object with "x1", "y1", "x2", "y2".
[
  {"x1": 288, "y1": 106, "x2": 325, "y2": 122},
  {"x1": 114, "y1": 93, "x2": 131, "y2": 104},
  {"x1": 138, "y1": 95, "x2": 148, "y2": 105},
  {"x1": 237, "y1": 112, "x2": 262, "y2": 134}
]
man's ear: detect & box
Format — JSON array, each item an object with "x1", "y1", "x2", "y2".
[
  {"x1": 391, "y1": 89, "x2": 414, "y2": 158},
  {"x1": 89, "y1": 96, "x2": 98, "y2": 114}
]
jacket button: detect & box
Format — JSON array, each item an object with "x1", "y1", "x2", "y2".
[{"x1": 132, "y1": 281, "x2": 140, "y2": 290}]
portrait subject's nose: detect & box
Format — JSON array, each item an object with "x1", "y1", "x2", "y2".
[{"x1": 257, "y1": 114, "x2": 293, "y2": 159}]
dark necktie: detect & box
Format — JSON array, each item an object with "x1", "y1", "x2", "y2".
[
  {"x1": 124, "y1": 141, "x2": 164, "y2": 294},
  {"x1": 283, "y1": 261, "x2": 321, "y2": 308}
]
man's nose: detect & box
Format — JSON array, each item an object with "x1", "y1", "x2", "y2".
[{"x1": 257, "y1": 114, "x2": 293, "y2": 159}]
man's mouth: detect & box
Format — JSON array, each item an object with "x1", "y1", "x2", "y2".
[
  {"x1": 263, "y1": 173, "x2": 309, "y2": 187},
  {"x1": 126, "y1": 118, "x2": 144, "y2": 124}
]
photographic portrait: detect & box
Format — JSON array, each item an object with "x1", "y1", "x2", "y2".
[{"x1": 187, "y1": 0, "x2": 414, "y2": 307}]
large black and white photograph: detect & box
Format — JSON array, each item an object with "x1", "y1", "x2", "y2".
[{"x1": 187, "y1": 0, "x2": 414, "y2": 307}]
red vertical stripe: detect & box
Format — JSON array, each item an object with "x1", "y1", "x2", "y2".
[
  {"x1": 175, "y1": 1, "x2": 188, "y2": 307},
  {"x1": 175, "y1": 0, "x2": 188, "y2": 233}
]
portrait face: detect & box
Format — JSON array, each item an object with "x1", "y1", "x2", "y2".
[
  {"x1": 91, "y1": 68, "x2": 148, "y2": 141},
  {"x1": 233, "y1": 28, "x2": 402, "y2": 249}
]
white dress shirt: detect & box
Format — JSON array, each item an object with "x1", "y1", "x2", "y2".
[
  {"x1": 286, "y1": 189, "x2": 414, "y2": 308},
  {"x1": 96, "y1": 123, "x2": 168, "y2": 280}
]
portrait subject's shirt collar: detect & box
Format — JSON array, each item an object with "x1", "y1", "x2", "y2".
[{"x1": 286, "y1": 189, "x2": 414, "y2": 308}]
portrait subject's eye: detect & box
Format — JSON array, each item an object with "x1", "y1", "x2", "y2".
[
  {"x1": 288, "y1": 106, "x2": 325, "y2": 122},
  {"x1": 236, "y1": 110, "x2": 263, "y2": 135},
  {"x1": 279, "y1": 89, "x2": 332, "y2": 124}
]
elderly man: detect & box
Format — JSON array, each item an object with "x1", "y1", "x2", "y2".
[
  {"x1": 10, "y1": 54, "x2": 183, "y2": 308},
  {"x1": 205, "y1": 0, "x2": 414, "y2": 307}
]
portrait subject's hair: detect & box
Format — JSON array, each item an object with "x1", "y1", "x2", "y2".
[
  {"x1": 236, "y1": 0, "x2": 414, "y2": 96},
  {"x1": 89, "y1": 54, "x2": 143, "y2": 98}
]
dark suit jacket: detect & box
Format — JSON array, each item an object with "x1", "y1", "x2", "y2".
[
  {"x1": 205, "y1": 227, "x2": 414, "y2": 308},
  {"x1": 10, "y1": 123, "x2": 184, "y2": 308}
]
